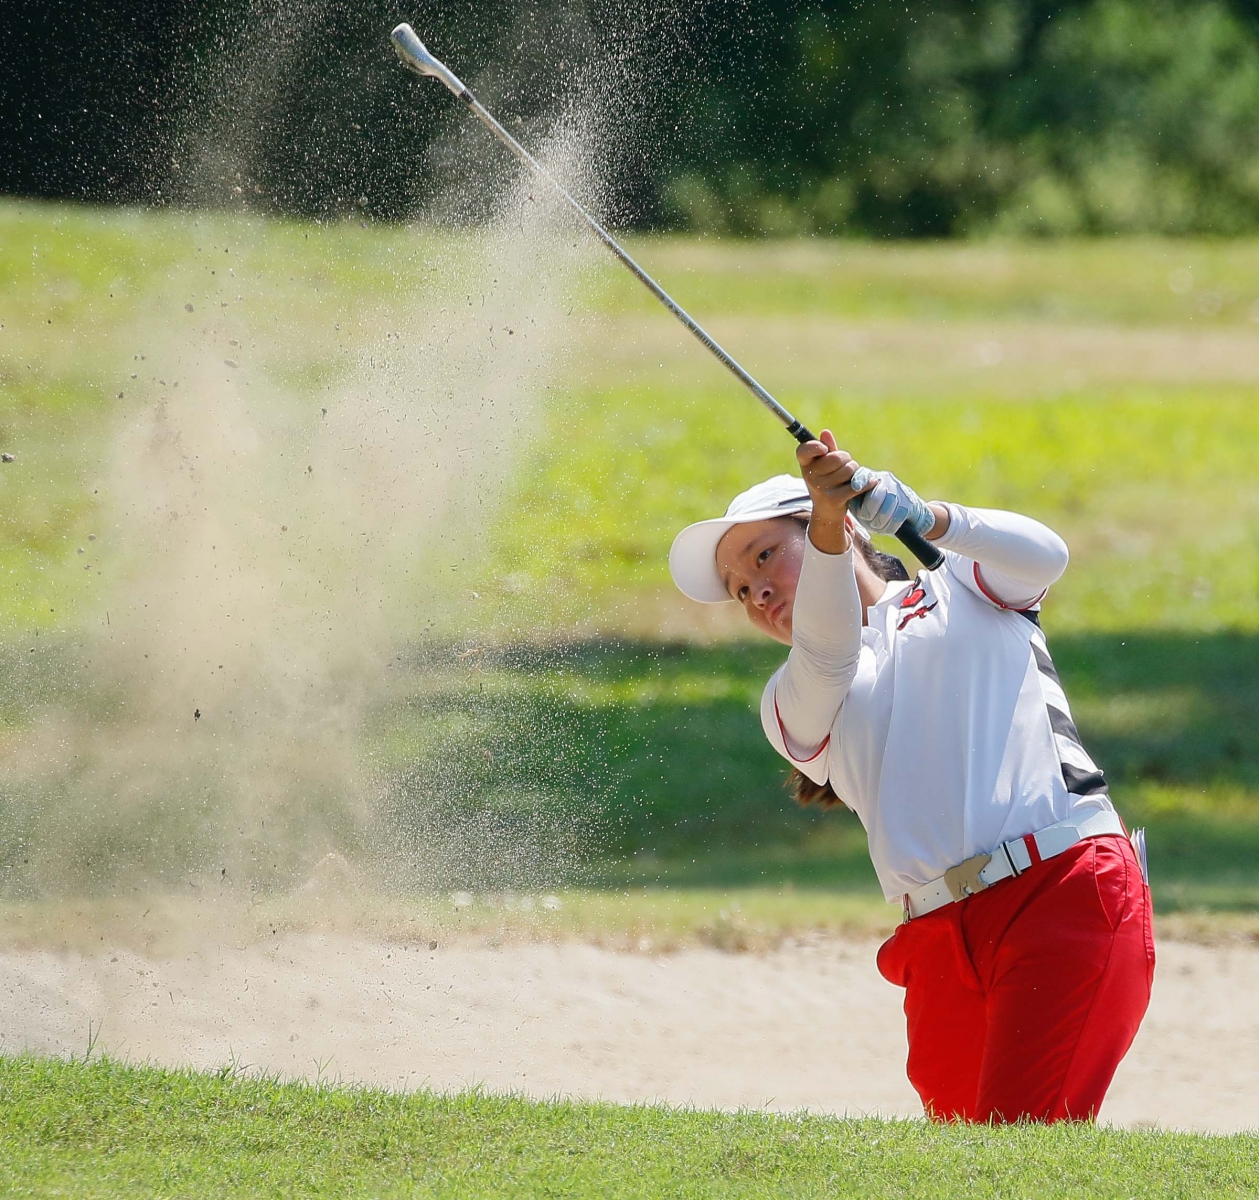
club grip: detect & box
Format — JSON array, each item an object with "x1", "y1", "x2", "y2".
[
  {"x1": 786, "y1": 421, "x2": 944, "y2": 570},
  {"x1": 893, "y1": 522, "x2": 945, "y2": 570}
]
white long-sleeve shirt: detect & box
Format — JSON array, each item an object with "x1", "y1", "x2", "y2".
[{"x1": 760, "y1": 504, "x2": 1116, "y2": 902}]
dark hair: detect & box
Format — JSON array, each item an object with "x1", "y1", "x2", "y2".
[
  {"x1": 860, "y1": 541, "x2": 912, "y2": 584},
  {"x1": 785, "y1": 516, "x2": 909, "y2": 809}
]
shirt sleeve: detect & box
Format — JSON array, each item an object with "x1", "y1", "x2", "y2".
[
  {"x1": 759, "y1": 539, "x2": 863, "y2": 780},
  {"x1": 934, "y1": 503, "x2": 1069, "y2": 611}
]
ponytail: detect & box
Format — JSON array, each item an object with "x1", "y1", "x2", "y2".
[{"x1": 788, "y1": 768, "x2": 845, "y2": 810}]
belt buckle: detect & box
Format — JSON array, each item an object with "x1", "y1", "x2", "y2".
[{"x1": 944, "y1": 852, "x2": 992, "y2": 902}]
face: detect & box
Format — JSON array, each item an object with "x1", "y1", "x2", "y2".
[{"x1": 715, "y1": 517, "x2": 807, "y2": 645}]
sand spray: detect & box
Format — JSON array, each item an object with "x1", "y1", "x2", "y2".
[{"x1": 0, "y1": 4, "x2": 654, "y2": 914}]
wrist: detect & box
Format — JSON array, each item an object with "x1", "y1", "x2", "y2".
[
  {"x1": 924, "y1": 502, "x2": 951, "y2": 541},
  {"x1": 807, "y1": 515, "x2": 851, "y2": 556}
]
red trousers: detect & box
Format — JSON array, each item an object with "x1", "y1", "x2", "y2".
[{"x1": 876, "y1": 833, "x2": 1154, "y2": 1123}]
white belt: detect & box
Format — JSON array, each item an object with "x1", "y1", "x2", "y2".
[{"x1": 902, "y1": 811, "x2": 1127, "y2": 922}]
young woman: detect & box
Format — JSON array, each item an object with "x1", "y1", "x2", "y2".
[{"x1": 668, "y1": 431, "x2": 1154, "y2": 1124}]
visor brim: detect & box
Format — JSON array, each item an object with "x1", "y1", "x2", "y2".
[{"x1": 668, "y1": 503, "x2": 813, "y2": 604}]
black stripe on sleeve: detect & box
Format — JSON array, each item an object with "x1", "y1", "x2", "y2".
[
  {"x1": 1046, "y1": 704, "x2": 1082, "y2": 742},
  {"x1": 1061, "y1": 763, "x2": 1109, "y2": 796},
  {"x1": 1031, "y1": 639, "x2": 1060, "y2": 684}
]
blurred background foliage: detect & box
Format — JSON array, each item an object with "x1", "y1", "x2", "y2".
[{"x1": 8, "y1": 0, "x2": 1259, "y2": 236}]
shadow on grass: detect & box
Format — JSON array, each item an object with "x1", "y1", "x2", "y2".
[
  {"x1": 1050, "y1": 630, "x2": 1259, "y2": 792},
  {"x1": 384, "y1": 631, "x2": 1259, "y2": 908},
  {"x1": 4, "y1": 630, "x2": 1253, "y2": 908}
]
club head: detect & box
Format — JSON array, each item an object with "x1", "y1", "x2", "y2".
[{"x1": 391, "y1": 23, "x2": 466, "y2": 96}]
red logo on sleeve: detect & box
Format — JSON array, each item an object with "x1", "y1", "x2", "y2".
[{"x1": 900, "y1": 587, "x2": 926, "y2": 609}]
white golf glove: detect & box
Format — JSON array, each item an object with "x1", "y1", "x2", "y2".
[{"x1": 848, "y1": 467, "x2": 936, "y2": 537}]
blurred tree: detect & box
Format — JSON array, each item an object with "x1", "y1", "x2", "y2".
[
  {"x1": 659, "y1": 0, "x2": 1259, "y2": 235},
  {"x1": 3, "y1": 0, "x2": 1259, "y2": 235}
]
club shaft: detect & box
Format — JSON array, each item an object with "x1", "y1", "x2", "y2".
[
  {"x1": 457, "y1": 92, "x2": 812, "y2": 442},
  {"x1": 442, "y1": 83, "x2": 943, "y2": 570}
]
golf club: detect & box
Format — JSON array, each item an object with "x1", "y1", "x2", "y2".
[{"x1": 391, "y1": 23, "x2": 944, "y2": 570}]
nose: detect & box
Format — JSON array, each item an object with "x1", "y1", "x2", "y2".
[{"x1": 751, "y1": 576, "x2": 774, "y2": 609}]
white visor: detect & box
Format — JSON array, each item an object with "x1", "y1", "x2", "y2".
[{"x1": 668, "y1": 474, "x2": 867, "y2": 604}]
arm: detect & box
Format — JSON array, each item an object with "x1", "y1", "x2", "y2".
[
  {"x1": 930, "y1": 503, "x2": 1069, "y2": 610},
  {"x1": 836, "y1": 464, "x2": 1069, "y2": 609},
  {"x1": 761, "y1": 429, "x2": 870, "y2": 763},
  {"x1": 765, "y1": 539, "x2": 864, "y2": 761}
]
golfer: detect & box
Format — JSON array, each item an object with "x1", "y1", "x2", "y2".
[{"x1": 669, "y1": 431, "x2": 1154, "y2": 1123}]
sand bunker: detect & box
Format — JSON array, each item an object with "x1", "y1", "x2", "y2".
[{"x1": 1, "y1": 933, "x2": 1255, "y2": 1134}]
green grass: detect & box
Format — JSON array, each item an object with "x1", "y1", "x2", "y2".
[
  {"x1": 0, "y1": 886, "x2": 900, "y2": 956},
  {"x1": 4, "y1": 884, "x2": 1254, "y2": 956},
  {"x1": 366, "y1": 633, "x2": 1259, "y2": 910},
  {"x1": 2, "y1": 1057, "x2": 1256, "y2": 1199},
  {"x1": 492, "y1": 385, "x2": 1259, "y2": 635},
  {"x1": 6, "y1": 201, "x2": 1259, "y2": 637},
  {"x1": 2, "y1": 198, "x2": 1258, "y2": 917},
  {"x1": 581, "y1": 238, "x2": 1259, "y2": 325}
]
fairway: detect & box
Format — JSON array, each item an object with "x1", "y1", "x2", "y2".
[{"x1": 3, "y1": 201, "x2": 1256, "y2": 903}]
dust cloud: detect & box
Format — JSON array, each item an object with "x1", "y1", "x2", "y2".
[{"x1": 0, "y1": 15, "x2": 624, "y2": 910}]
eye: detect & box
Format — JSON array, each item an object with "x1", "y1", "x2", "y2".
[
  {"x1": 757, "y1": 547, "x2": 773, "y2": 566},
  {"x1": 736, "y1": 584, "x2": 749, "y2": 602}
]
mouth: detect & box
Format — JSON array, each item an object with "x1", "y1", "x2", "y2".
[{"x1": 770, "y1": 600, "x2": 787, "y2": 627}]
